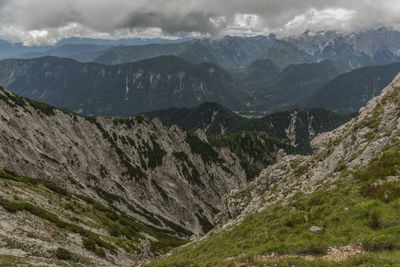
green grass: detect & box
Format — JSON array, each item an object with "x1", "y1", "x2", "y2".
[
  {"x1": 148, "y1": 140, "x2": 400, "y2": 266},
  {"x1": 0, "y1": 196, "x2": 115, "y2": 255},
  {"x1": 0, "y1": 255, "x2": 68, "y2": 267},
  {"x1": 54, "y1": 247, "x2": 74, "y2": 261},
  {"x1": 223, "y1": 251, "x2": 400, "y2": 267}
]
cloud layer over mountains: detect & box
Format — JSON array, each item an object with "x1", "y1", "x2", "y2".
[{"x1": 0, "y1": 0, "x2": 400, "y2": 45}]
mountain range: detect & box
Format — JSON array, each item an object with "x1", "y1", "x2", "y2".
[
  {"x1": 70, "y1": 28, "x2": 400, "y2": 83},
  {"x1": 146, "y1": 102, "x2": 350, "y2": 153},
  {"x1": 1, "y1": 27, "x2": 400, "y2": 266},
  {"x1": 0, "y1": 54, "x2": 399, "y2": 117},
  {"x1": 0, "y1": 56, "x2": 250, "y2": 116},
  {"x1": 70, "y1": 35, "x2": 277, "y2": 74},
  {"x1": 1, "y1": 69, "x2": 399, "y2": 266},
  {"x1": 2, "y1": 28, "x2": 399, "y2": 85},
  {"x1": 0, "y1": 36, "x2": 193, "y2": 60},
  {"x1": 0, "y1": 28, "x2": 399, "y2": 118}
]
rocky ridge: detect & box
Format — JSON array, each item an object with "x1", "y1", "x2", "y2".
[
  {"x1": 0, "y1": 86, "x2": 252, "y2": 236},
  {"x1": 224, "y1": 72, "x2": 400, "y2": 224},
  {"x1": 148, "y1": 73, "x2": 400, "y2": 266},
  {"x1": 0, "y1": 86, "x2": 260, "y2": 265}
]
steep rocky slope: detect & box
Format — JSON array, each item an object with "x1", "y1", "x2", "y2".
[
  {"x1": 0, "y1": 170, "x2": 185, "y2": 266},
  {"x1": 0, "y1": 86, "x2": 304, "y2": 265},
  {"x1": 0, "y1": 86, "x2": 250, "y2": 236},
  {"x1": 223, "y1": 72, "x2": 400, "y2": 221},
  {"x1": 0, "y1": 86, "x2": 255, "y2": 265},
  {"x1": 149, "y1": 74, "x2": 400, "y2": 266}
]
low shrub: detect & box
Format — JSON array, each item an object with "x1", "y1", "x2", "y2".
[{"x1": 55, "y1": 247, "x2": 73, "y2": 261}]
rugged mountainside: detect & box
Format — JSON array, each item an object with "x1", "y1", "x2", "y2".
[
  {"x1": 0, "y1": 87, "x2": 247, "y2": 265},
  {"x1": 0, "y1": 86, "x2": 250, "y2": 235},
  {"x1": 0, "y1": 56, "x2": 250, "y2": 116},
  {"x1": 239, "y1": 28, "x2": 400, "y2": 84},
  {"x1": 149, "y1": 74, "x2": 400, "y2": 266},
  {"x1": 0, "y1": 54, "x2": 347, "y2": 117},
  {"x1": 285, "y1": 29, "x2": 400, "y2": 67},
  {"x1": 3, "y1": 29, "x2": 396, "y2": 89},
  {"x1": 0, "y1": 169, "x2": 186, "y2": 266},
  {"x1": 257, "y1": 40, "x2": 314, "y2": 71},
  {"x1": 72, "y1": 35, "x2": 276, "y2": 71},
  {"x1": 68, "y1": 29, "x2": 400, "y2": 85},
  {"x1": 0, "y1": 86, "x2": 301, "y2": 265},
  {"x1": 146, "y1": 102, "x2": 350, "y2": 154},
  {"x1": 298, "y1": 62, "x2": 400, "y2": 114},
  {"x1": 246, "y1": 37, "x2": 374, "y2": 84},
  {"x1": 232, "y1": 108, "x2": 350, "y2": 154},
  {"x1": 1, "y1": 33, "x2": 400, "y2": 117},
  {"x1": 284, "y1": 33, "x2": 375, "y2": 71},
  {"x1": 197, "y1": 35, "x2": 276, "y2": 70},
  {"x1": 0, "y1": 54, "x2": 398, "y2": 120},
  {"x1": 349, "y1": 28, "x2": 400, "y2": 59}
]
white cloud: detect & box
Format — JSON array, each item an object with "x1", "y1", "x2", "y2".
[
  {"x1": 281, "y1": 8, "x2": 356, "y2": 36},
  {"x1": 0, "y1": 0, "x2": 399, "y2": 45}
]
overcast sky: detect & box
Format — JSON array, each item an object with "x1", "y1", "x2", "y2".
[{"x1": 0, "y1": 0, "x2": 399, "y2": 45}]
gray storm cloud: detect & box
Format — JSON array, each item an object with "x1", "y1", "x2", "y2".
[{"x1": 0, "y1": 0, "x2": 399, "y2": 45}]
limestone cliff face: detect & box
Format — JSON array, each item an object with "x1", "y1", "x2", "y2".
[
  {"x1": 0, "y1": 87, "x2": 248, "y2": 236},
  {"x1": 221, "y1": 72, "x2": 400, "y2": 224}
]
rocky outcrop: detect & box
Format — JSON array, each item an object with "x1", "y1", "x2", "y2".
[
  {"x1": 0, "y1": 87, "x2": 248, "y2": 238},
  {"x1": 221, "y1": 72, "x2": 400, "y2": 224}
]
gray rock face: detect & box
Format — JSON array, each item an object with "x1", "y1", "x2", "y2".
[
  {"x1": 0, "y1": 88, "x2": 248, "y2": 236},
  {"x1": 220, "y1": 72, "x2": 400, "y2": 225}
]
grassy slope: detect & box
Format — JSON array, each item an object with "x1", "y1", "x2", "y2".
[
  {"x1": 148, "y1": 140, "x2": 400, "y2": 266},
  {"x1": 148, "y1": 86, "x2": 400, "y2": 266},
  {"x1": 0, "y1": 170, "x2": 185, "y2": 266}
]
